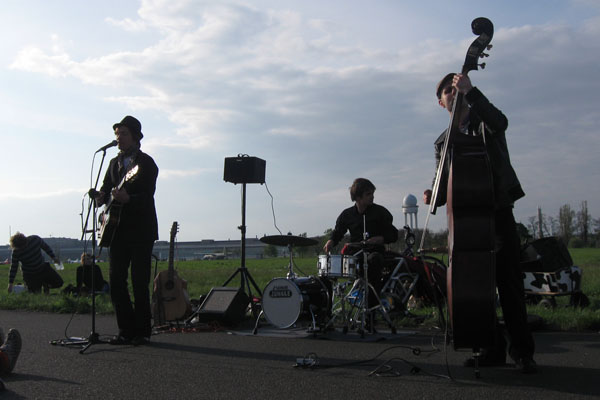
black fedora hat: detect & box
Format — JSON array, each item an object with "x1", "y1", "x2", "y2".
[
  {"x1": 436, "y1": 73, "x2": 456, "y2": 99},
  {"x1": 113, "y1": 115, "x2": 143, "y2": 140}
]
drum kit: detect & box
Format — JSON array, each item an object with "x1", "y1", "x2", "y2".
[
  {"x1": 323, "y1": 242, "x2": 397, "y2": 336},
  {"x1": 254, "y1": 234, "x2": 331, "y2": 333},
  {"x1": 254, "y1": 234, "x2": 401, "y2": 337}
]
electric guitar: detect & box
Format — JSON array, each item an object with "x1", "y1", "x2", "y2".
[
  {"x1": 153, "y1": 221, "x2": 192, "y2": 324},
  {"x1": 98, "y1": 164, "x2": 139, "y2": 247}
]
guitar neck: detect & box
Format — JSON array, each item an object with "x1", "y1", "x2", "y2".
[
  {"x1": 168, "y1": 221, "x2": 178, "y2": 281},
  {"x1": 168, "y1": 242, "x2": 175, "y2": 281}
]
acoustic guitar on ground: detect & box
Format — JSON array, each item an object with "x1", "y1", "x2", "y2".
[{"x1": 152, "y1": 221, "x2": 192, "y2": 325}]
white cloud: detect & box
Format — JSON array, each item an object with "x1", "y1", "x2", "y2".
[
  {"x1": 105, "y1": 17, "x2": 149, "y2": 33},
  {"x1": 4, "y1": 1, "x2": 600, "y2": 240}
]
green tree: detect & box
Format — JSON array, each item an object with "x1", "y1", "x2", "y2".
[
  {"x1": 263, "y1": 244, "x2": 278, "y2": 258},
  {"x1": 558, "y1": 204, "x2": 575, "y2": 244},
  {"x1": 577, "y1": 200, "x2": 591, "y2": 244}
]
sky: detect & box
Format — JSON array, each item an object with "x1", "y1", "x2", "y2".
[{"x1": 1, "y1": 0, "x2": 599, "y2": 244}]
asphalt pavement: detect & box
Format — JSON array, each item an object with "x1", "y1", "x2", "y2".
[{"x1": 0, "y1": 309, "x2": 599, "y2": 399}]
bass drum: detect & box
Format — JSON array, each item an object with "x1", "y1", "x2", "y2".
[{"x1": 262, "y1": 276, "x2": 331, "y2": 329}]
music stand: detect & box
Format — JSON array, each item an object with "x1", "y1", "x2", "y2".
[
  {"x1": 50, "y1": 148, "x2": 110, "y2": 353},
  {"x1": 222, "y1": 155, "x2": 266, "y2": 316}
]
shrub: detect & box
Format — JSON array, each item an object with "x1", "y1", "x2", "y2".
[{"x1": 569, "y1": 237, "x2": 586, "y2": 248}]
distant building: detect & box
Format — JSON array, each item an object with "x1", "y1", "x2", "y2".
[
  {"x1": 153, "y1": 238, "x2": 269, "y2": 261},
  {"x1": 0, "y1": 237, "x2": 271, "y2": 263}
]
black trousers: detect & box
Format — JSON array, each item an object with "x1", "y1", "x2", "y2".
[
  {"x1": 24, "y1": 262, "x2": 64, "y2": 293},
  {"x1": 109, "y1": 240, "x2": 154, "y2": 339},
  {"x1": 495, "y1": 207, "x2": 535, "y2": 360}
]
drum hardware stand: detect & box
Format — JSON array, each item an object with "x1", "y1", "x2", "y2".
[
  {"x1": 323, "y1": 279, "x2": 351, "y2": 333},
  {"x1": 360, "y1": 218, "x2": 370, "y2": 334},
  {"x1": 285, "y1": 242, "x2": 297, "y2": 279},
  {"x1": 50, "y1": 146, "x2": 110, "y2": 353},
  {"x1": 345, "y1": 247, "x2": 396, "y2": 337},
  {"x1": 223, "y1": 182, "x2": 262, "y2": 317},
  {"x1": 306, "y1": 305, "x2": 324, "y2": 334}
]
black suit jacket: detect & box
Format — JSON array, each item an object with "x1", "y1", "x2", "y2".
[{"x1": 100, "y1": 149, "x2": 159, "y2": 244}]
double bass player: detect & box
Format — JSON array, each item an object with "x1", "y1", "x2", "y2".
[{"x1": 424, "y1": 72, "x2": 537, "y2": 374}]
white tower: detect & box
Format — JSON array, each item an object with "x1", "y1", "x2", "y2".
[{"x1": 402, "y1": 194, "x2": 419, "y2": 230}]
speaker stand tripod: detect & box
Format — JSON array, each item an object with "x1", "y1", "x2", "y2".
[{"x1": 223, "y1": 183, "x2": 262, "y2": 317}]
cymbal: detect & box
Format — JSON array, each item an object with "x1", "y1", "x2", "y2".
[{"x1": 260, "y1": 235, "x2": 318, "y2": 247}]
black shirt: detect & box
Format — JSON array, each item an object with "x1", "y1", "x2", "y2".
[
  {"x1": 329, "y1": 203, "x2": 398, "y2": 247},
  {"x1": 100, "y1": 149, "x2": 159, "y2": 243}
]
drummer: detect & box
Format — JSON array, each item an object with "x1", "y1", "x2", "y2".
[{"x1": 323, "y1": 178, "x2": 398, "y2": 324}]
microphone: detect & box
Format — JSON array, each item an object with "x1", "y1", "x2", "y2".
[{"x1": 95, "y1": 140, "x2": 118, "y2": 153}]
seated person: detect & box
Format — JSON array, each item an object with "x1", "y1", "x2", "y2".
[
  {"x1": 76, "y1": 253, "x2": 109, "y2": 295},
  {"x1": 323, "y1": 178, "x2": 399, "y2": 319}
]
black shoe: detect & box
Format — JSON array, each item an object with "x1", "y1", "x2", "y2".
[
  {"x1": 108, "y1": 335, "x2": 132, "y2": 345},
  {"x1": 515, "y1": 356, "x2": 537, "y2": 374},
  {"x1": 0, "y1": 329, "x2": 22, "y2": 372},
  {"x1": 131, "y1": 336, "x2": 150, "y2": 346}
]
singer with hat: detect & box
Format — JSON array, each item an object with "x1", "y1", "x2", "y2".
[{"x1": 94, "y1": 115, "x2": 159, "y2": 346}]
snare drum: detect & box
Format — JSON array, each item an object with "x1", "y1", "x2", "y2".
[
  {"x1": 343, "y1": 255, "x2": 357, "y2": 277},
  {"x1": 262, "y1": 276, "x2": 331, "y2": 329},
  {"x1": 317, "y1": 254, "x2": 344, "y2": 278}
]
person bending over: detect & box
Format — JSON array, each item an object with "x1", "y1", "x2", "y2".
[{"x1": 8, "y1": 233, "x2": 63, "y2": 294}]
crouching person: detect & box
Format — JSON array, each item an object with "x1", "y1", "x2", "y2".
[{"x1": 7, "y1": 232, "x2": 64, "y2": 294}]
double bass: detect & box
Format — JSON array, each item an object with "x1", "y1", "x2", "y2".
[{"x1": 424, "y1": 18, "x2": 497, "y2": 351}]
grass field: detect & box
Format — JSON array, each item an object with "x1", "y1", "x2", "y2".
[{"x1": 1, "y1": 248, "x2": 599, "y2": 331}]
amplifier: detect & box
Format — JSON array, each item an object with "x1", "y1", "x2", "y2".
[
  {"x1": 195, "y1": 287, "x2": 249, "y2": 326},
  {"x1": 223, "y1": 156, "x2": 266, "y2": 184}
]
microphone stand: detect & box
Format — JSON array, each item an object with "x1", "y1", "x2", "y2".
[
  {"x1": 361, "y1": 215, "x2": 370, "y2": 335},
  {"x1": 50, "y1": 148, "x2": 110, "y2": 353}
]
